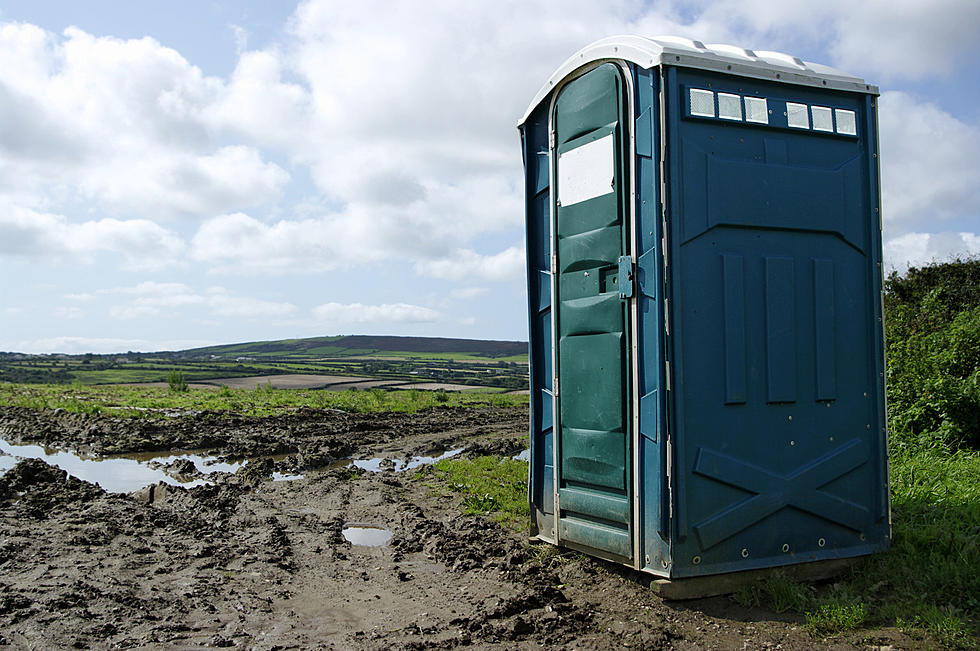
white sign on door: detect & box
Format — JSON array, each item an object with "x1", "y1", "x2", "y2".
[{"x1": 558, "y1": 133, "x2": 615, "y2": 207}]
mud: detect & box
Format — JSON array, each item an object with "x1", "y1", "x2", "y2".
[{"x1": 0, "y1": 405, "x2": 921, "y2": 649}]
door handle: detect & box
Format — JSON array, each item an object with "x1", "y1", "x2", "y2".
[{"x1": 618, "y1": 255, "x2": 634, "y2": 299}]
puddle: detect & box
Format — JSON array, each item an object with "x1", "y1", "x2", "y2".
[
  {"x1": 0, "y1": 454, "x2": 18, "y2": 474},
  {"x1": 351, "y1": 448, "x2": 465, "y2": 473},
  {"x1": 0, "y1": 438, "x2": 301, "y2": 492},
  {"x1": 514, "y1": 449, "x2": 530, "y2": 462},
  {"x1": 0, "y1": 439, "x2": 215, "y2": 493},
  {"x1": 341, "y1": 523, "x2": 393, "y2": 547}
]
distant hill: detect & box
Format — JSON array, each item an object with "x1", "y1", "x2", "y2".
[
  {"x1": 173, "y1": 335, "x2": 528, "y2": 360},
  {"x1": 1, "y1": 334, "x2": 529, "y2": 387}
]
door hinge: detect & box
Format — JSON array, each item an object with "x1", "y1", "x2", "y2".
[
  {"x1": 549, "y1": 130, "x2": 556, "y2": 150},
  {"x1": 551, "y1": 253, "x2": 557, "y2": 275},
  {"x1": 617, "y1": 255, "x2": 635, "y2": 299}
]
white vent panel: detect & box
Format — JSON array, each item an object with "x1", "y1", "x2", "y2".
[
  {"x1": 835, "y1": 109, "x2": 857, "y2": 135},
  {"x1": 744, "y1": 96, "x2": 768, "y2": 124},
  {"x1": 812, "y1": 106, "x2": 833, "y2": 131},
  {"x1": 690, "y1": 88, "x2": 715, "y2": 117},
  {"x1": 718, "y1": 93, "x2": 742, "y2": 120},
  {"x1": 787, "y1": 102, "x2": 809, "y2": 128}
]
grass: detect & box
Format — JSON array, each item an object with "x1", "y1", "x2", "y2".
[
  {"x1": 805, "y1": 602, "x2": 866, "y2": 635},
  {"x1": 0, "y1": 382, "x2": 527, "y2": 417},
  {"x1": 166, "y1": 369, "x2": 189, "y2": 393},
  {"x1": 733, "y1": 446, "x2": 980, "y2": 647},
  {"x1": 428, "y1": 455, "x2": 530, "y2": 526}
]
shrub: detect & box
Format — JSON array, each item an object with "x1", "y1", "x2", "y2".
[
  {"x1": 885, "y1": 259, "x2": 980, "y2": 450},
  {"x1": 369, "y1": 387, "x2": 387, "y2": 406},
  {"x1": 166, "y1": 369, "x2": 188, "y2": 393}
]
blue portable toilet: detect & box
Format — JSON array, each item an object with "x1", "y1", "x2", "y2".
[{"x1": 518, "y1": 36, "x2": 888, "y2": 585}]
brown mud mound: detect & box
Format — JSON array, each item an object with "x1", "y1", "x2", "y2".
[{"x1": 0, "y1": 407, "x2": 924, "y2": 649}]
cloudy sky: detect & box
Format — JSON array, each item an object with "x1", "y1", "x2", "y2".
[{"x1": 1, "y1": 0, "x2": 978, "y2": 354}]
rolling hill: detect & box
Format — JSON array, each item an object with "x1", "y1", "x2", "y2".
[{"x1": 174, "y1": 335, "x2": 527, "y2": 360}]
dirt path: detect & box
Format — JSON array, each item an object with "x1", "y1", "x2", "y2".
[{"x1": 0, "y1": 406, "x2": 918, "y2": 649}]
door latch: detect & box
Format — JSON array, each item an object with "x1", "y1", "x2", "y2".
[{"x1": 618, "y1": 255, "x2": 634, "y2": 299}]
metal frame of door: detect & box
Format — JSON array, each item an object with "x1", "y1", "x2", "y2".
[{"x1": 546, "y1": 60, "x2": 641, "y2": 566}]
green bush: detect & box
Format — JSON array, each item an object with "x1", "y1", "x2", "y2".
[
  {"x1": 166, "y1": 369, "x2": 188, "y2": 393},
  {"x1": 885, "y1": 259, "x2": 980, "y2": 450}
]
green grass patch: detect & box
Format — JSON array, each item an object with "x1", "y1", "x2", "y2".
[
  {"x1": 0, "y1": 382, "x2": 527, "y2": 417},
  {"x1": 805, "y1": 602, "x2": 866, "y2": 635},
  {"x1": 431, "y1": 455, "x2": 529, "y2": 526}
]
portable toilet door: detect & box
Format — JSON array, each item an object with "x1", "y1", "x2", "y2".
[{"x1": 519, "y1": 36, "x2": 889, "y2": 580}]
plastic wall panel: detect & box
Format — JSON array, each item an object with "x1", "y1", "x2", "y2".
[
  {"x1": 521, "y1": 102, "x2": 555, "y2": 537},
  {"x1": 664, "y1": 66, "x2": 888, "y2": 577}
]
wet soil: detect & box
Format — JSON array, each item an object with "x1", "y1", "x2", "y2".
[{"x1": 0, "y1": 405, "x2": 920, "y2": 649}]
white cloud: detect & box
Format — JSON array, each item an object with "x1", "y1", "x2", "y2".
[
  {"x1": 878, "y1": 91, "x2": 980, "y2": 232},
  {"x1": 79, "y1": 144, "x2": 289, "y2": 220},
  {"x1": 54, "y1": 306, "x2": 84, "y2": 320},
  {"x1": 450, "y1": 287, "x2": 490, "y2": 300},
  {"x1": 884, "y1": 232, "x2": 980, "y2": 272},
  {"x1": 312, "y1": 302, "x2": 442, "y2": 324},
  {"x1": 206, "y1": 291, "x2": 297, "y2": 318},
  {"x1": 2, "y1": 1, "x2": 979, "y2": 304},
  {"x1": 188, "y1": 207, "x2": 522, "y2": 276},
  {"x1": 202, "y1": 48, "x2": 312, "y2": 152},
  {"x1": 0, "y1": 202, "x2": 185, "y2": 270},
  {"x1": 664, "y1": 0, "x2": 980, "y2": 82},
  {"x1": 109, "y1": 281, "x2": 196, "y2": 296},
  {"x1": 100, "y1": 282, "x2": 295, "y2": 320},
  {"x1": 6, "y1": 336, "x2": 216, "y2": 355},
  {"x1": 0, "y1": 23, "x2": 288, "y2": 220},
  {"x1": 190, "y1": 212, "x2": 343, "y2": 273},
  {"x1": 415, "y1": 246, "x2": 525, "y2": 282}
]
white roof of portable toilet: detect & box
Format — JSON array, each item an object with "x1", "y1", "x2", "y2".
[{"x1": 519, "y1": 35, "x2": 877, "y2": 126}]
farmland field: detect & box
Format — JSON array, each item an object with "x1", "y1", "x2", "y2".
[{"x1": 0, "y1": 334, "x2": 530, "y2": 391}]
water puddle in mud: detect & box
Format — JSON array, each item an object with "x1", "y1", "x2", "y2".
[
  {"x1": 341, "y1": 523, "x2": 393, "y2": 547},
  {"x1": 350, "y1": 447, "x2": 465, "y2": 472},
  {"x1": 0, "y1": 438, "x2": 302, "y2": 493}
]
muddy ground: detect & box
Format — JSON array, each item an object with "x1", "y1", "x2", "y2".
[{"x1": 0, "y1": 405, "x2": 919, "y2": 649}]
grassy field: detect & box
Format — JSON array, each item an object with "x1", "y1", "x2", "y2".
[
  {"x1": 0, "y1": 381, "x2": 527, "y2": 417},
  {"x1": 0, "y1": 356, "x2": 528, "y2": 390}
]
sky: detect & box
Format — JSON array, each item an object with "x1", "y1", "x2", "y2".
[{"x1": 1, "y1": 0, "x2": 978, "y2": 354}]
